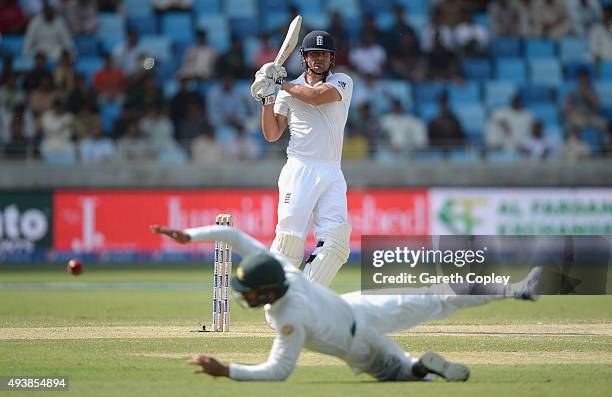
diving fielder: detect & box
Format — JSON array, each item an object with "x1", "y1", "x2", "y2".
[
  {"x1": 249, "y1": 31, "x2": 353, "y2": 286},
  {"x1": 151, "y1": 224, "x2": 542, "y2": 382}
]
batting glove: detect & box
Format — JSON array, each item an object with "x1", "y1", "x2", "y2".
[
  {"x1": 250, "y1": 75, "x2": 268, "y2": 100},
  {"x1": 260, "y1": 62, "x2": 287, "y2": 86},
  {"x1": 257, "y1": 81, "x2": 277, "y2": 105}
]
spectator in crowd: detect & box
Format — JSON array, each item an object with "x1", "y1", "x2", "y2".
[
  {"x1": 350, "y1": 102, "x2": 382, "y2": 157},
  {"x1": 342, "y1": 122, "x2": 370, "y2": 161},
  {"x1": 125, "y1": 74, "x2": 163, "y2": 113},
  {"x1": 563, "y1": 125, "x2": 592, "y2": 160},
  {"x1": 177, "y1": 30, "x2": 218, "y2": 80},
  {"x1": 23, "y1": 3, "x2": 75, "y2": 61},
  {"x1": 216, "y1": 36, "x2": 248, "y2": 79},
  {"x1": 78, "y1": 117, "x2": 115, "y2": 163},
  {"x1": 67, "y1": 74, "x2": 97, "y2": 114},
  {"x1": 1, "y1": 55, "x2": 15, "y2": 85},
  {"x1": 179, "y1": 101, "x2": 212, "y2": 151},
  {"x1": 170, "y1": 77, "x2": 202, "y2": 129},
  {"x1": 112, "y1": 28, "x2": 147, "y2": 78},
  {"x1": 0, "y1": 74, "x2": 27, "y2": 140},
  {"x1": 519, "y1": 120, "x2": 560, "y2": 159},
  {"x1": 53, "y1": 49, "x2": 76, "y2": 92},
  {"x1": 349, "y1": 32, "x2": 387, "y2": 77},
  {"x1": 485, "y1": 94, "x2": 535, "y2": 152},
  {"x1": 361, "y1": 14, "x2": 385, "y2": 44},
  {"x1": 252, "y1": 33, "x2": 279, "y2": 70},
  {"x1": 515, "y1": 0, "x2": 535, "y2": 37},
  {"x1": 428, "y1": 91, "x2": 465, "y2": 148},
  {"x1": 40, "y1": 97, "x2": 75, "y2": 159},
  {"x1": 116, "y1": 118, "x2": 155, "y2": 161},
  {"x1": 139, "y1": 103, "x2": 178, "y2": 151},
  {"x1": 191, "y1": 125, "x2": 224, "y2": 164},
  {"x1": 152, "y1": 0, "x2": 192, "y2": 12},
  {"x1": 72, "y1": 99, "x2": 99, "y2": 141},
  {"x1": 383, "y1": 5, "x2": 418, "y2": 56},
  {"x1": 98, "y1": 0, "x2": 119, "y2": 12},
  {"x1": 3, "y1": 110, "x2": 34, "y2": 158},
  {"x1": 530, "y1": 0, "x2": 573, "y2": 39},
  {"x1": 454, "y1": 11, "x2": 489, "y2": 57},
  {"x1": 327, "y1": 11, "x2": 350, "y2": 68},
  {"x1": 93, "y1": 53, "x2": 125, "y2": 102},
  {"x1": 0, "y1": 0, "x2": 27, "y2": 34},
  {"x1": 351, "y1": 73, "x2": 384, "y2": 109},
  {"x1": 22, "y1": 52, "x2": 53, "y2": 92},
  {"x1": 59, "y1": 0, "x2": 99, "y2": 35},
  {"x1": 206, "y1": 73, "x2": 249, "y2": 129},
  {"x1": 589, "y1": 5, "x2": 612, "y2": 60},
  {"x1": 380, "y1": 99, "x2": 427, "y2": 156},
  {"x1": 488, "y1": 0, "x2": 522, "y2": 37},
  {"x1": 389, "y1": 31, "x2": 426, "y2": 81},
  {"x1": 226, "y1": 124, "x2": 259, "y2": 161},
  {"x1": 20, "y1": 0, "x2": 59, "y2": 17},
  {"x1": 563, "y1": 68, "x2": 607, "y2": 132},
  {"x1": 427, "y1": 32, "x2": 461, "y2": 81},
  {"x1": 29, "y1": 74, "x2": 57, "y2": 118},
  {"x1": 421, "y1": 8, "x2": 454, "y2": 52},
  {"x1": 568, "y1": 0, "x2": 603, "y2": 37}
]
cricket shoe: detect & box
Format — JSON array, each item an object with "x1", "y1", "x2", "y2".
[
  {"x1": 512, "y1": 266, "x2": 544, "y2": 301},
  {"x1": 418, "y1": 352, "x2": 470, "y2": 382}
]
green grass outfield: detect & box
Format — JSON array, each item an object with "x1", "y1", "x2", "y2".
[{"x1": 1, "y1": 264, "x2": 611, "y2": 397}]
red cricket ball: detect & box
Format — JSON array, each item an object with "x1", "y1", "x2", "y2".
[{"x1": 67, "y1": 259, "x2": 83, "y2": 276}]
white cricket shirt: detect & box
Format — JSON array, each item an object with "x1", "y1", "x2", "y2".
[
  {"x1": 274, "y1": 72, "x2": 353, "y2": 164},
  {"x1": 185, "y1": 225, "x2": 356, "y2": 381}
]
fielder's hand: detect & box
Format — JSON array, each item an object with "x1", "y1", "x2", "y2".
[
  {"x1": 189, "y1": 354, "x2": 229, "y2": 377},
  {"x1": 149, "y1": 225, "x2": 191, "y2": 244}
]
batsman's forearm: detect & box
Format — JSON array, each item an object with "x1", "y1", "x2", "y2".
[
  {"x1": 261, "y1": 105, "x2": 283, "y2": 142},
  {"x1": 184, "y1": 226, "x2": 268, "y2": 257},
  {"x1": 281, "y1": 83, "x2": 324, "y2": 106}
]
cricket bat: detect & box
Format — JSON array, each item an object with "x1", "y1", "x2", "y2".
[{"x1": 274, "y1": 15, "x2": 302, "y2": 66}]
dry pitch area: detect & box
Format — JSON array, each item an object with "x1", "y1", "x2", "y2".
[{"x1": 1, "y1": 266, "x2": 611, "y2": 397}]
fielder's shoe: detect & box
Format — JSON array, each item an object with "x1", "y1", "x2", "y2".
[
  {"x1": 418, "y1": 352, "x2": 470, "y2": 382},
  {"x1": 513, "y1": 266, "x2": 544, "y2": 301}
]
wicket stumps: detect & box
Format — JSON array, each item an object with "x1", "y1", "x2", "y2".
[{"x1": 211, "y1": 214, "x2": 233, "y2": 332}]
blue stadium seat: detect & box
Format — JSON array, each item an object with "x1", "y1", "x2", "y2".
[
  {"x1": 448, "y1": 81, "x2": 481, "y2": 106},
  {"x1": 473, "y1": 13, "x2": 490, "y2": 28},
  {"x1": 163, "y1": 79, "x2": 179, "y2": 100},
  {"x1": 530, "y1": 103, "x2": 559, "y2": 125},
  {"x1": 13, "y1": 56, "x2": 33, "y2": 72},
  {"x1": 261, "y1": 0, "x2": 290, "y2": 12},
  {"x1": 303, "y1": 12, "x2": 330, "y2": 30},
  {"x1": 496, "y1": 58, "x2": 527, "y2": 84},
  {"x1": 326, "y1": 0, "x2": 361, "y2": 18},
  {"x1": 127, "y1": 15, "x2": 158, "y2": 36},
  {"x1": 521, "y1": 85, "x2": 553, "y2": 105},
  {"x1": 197, "y1": 14, "x2": 230, "y2": 52},
  {"x1": 293, "y1": 0, "x2": 323, "y2": 13},
  {"x1": 594, "y1": 81, "x2": 612, "y2": 108},
  {"x1": 42, "y1": 150, "x2": 77, "y2": 165},
  {"x1": 375, "y1": 12, "x2": 395, "y2": 30},
  {"x1": 491, "y1": 37, "x2": 521, "y2": 58},
  {"x1": 396, "y1": 0, "x2": 429, "y2": 14},
  {"x1": 225, "y1": 0, "x2": 258, "y2": 17},
  {"x1": 600, "y1": 61, "x2": 612, "y2": 80},
  {"x1": 462, "y1": 58, "x2": 491, "y2": 82},
  {"x1": 529, "y1": 59, "x2": 562, "y2": 87},
  {"x1": 264, "y1": 12, "x2": 291, "y2": 31},
  {"x1": 174, "y1": 39, "x2": 194, "y2": 61},
  {"x1": 96, "y1": 13, "x2": 126, "y2": 51},
  {"x1": 559, "y1": 37, "x2": 590, "y2": 63},
  {"x1": 581, "y1": 128, "x2": 602, "y2": 154},
  {"x1": 455, "y1": 104, "x2": 486, "y2": 137},
  {"x1": 101, "y1": 102, "x2": 122, "y2": 134},
  {"x1": 545, "y1": 123, "x2": 563, "y2": 142},
  {"x1": 484, "y1": 81, "x2": 517, "y2": 108},
  {"x1": 193, "y1": 0, "x2": 221, "y2": 13},
  {"x1": 243, "y1": 36, "x2": 261, "y2": 67},
  {"x1": 76, "y1": 57, "x2": 103, "y2": 83},
  {"x1": 158, "y1": 148, "x2": 189, "y2": 164},
  {"x1": 230, "y1": 16, "x2": 260, "y2": 39},
  {"x1": 123, "y1": 0, "x2": 152, "y2": 17},
  {"x1": 407, "y1": 13, "x2": 427, "y2": 32},
  {"x1": 161, "y1": 13, "x2": 194, "y2": 42},
  {"x1": 415, "y1": 82, "x2": 445, "y2": 105},
  {"x1": 525, "y1": 38, "x2": 556, "y2": 59},
  {"x1": 565, "y1": 62, "x2": 596, "y2": 80},
  {"x1": 557, "y1": 81, "x2": 576, "y2": 106},
  {"x1": 449, "y1": 149, "x2": 480, "y2": 162},
  {"x1": 140, "y1": 36, "x2": 172, "y2": 61},
  {"x1": 361, "y1": 0, "x2": 393, "y2": 14},
  {"x1": 378, "y1": 79, "x2": 413, "y2": 113},
  {"x1": 1, "y1": 35, "x2": 24, "y2": 56},
  {"x1": 74, "y1": 36, "x2": 99, "y2": 57},
  {"x1": 417, "y1": 103, "x2": 439, "y2": 121}
]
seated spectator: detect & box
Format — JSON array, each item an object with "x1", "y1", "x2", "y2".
[
  {"x1": 79, "y1": 118, "x2": 115, "y2": 163},
  {"x1": 206, "y1": 73, "x2": 249, "y2": 128},
  {"x1": 72, "y1": 99, "x2": 99, "y2": 141},
  {"x1": 350, "y1": 102, "x2": 382, "y2": 157},
  {"x1": 67, "y1": 74, "x2": 97, "y2": 114},
  {"x1": 29, "y1": 74, "x2": 57, "y2": 118},
  {"x1": 351, "y1": 73, "x2": 384, "y2": 109},
  {"x1": 519, "y1": 120, "x2": 560, "y2": 159},
  {"x1": 0, "y1": 0, "x2": 27, "y2": 34},
  {"x1": 191, "y1": 127, "x2": 224, "y2": 164},
  {"x1": 215, "y1": 36, "x2": 248, "y2": 79},
  {"x1": 342, "y1": 123, "x2": 370, "y2": 161},
  {"x1": 98, "y1": 0, "x2": 119, "y2": 12},
  {"x1": 327, "y1": 11, "x2": 350, "y2": 67},
  {"x1": 40, "y1": 97, "x2": 76, "y2": 159},
  {"x1": 177, "y1": 30, "x2": 218, "y2": 80},
  {"x1": 589, "y1": 4, "x2": 612, "y2": 60},
  {"x1": 421, "y1": 8, "x2": 454, "y2": 52},
  {"x1": 112, "y1": 28, "x2": 147, "y2": 78},
  {"x1": 170, "y1": 77, "x2": 203, "y2": 131},
  {"x1": 488, "y1": 0, "x2": 523, "y2": 37},
  {"x1": 349, "y1": 32, "x2": 387, "y2": 77},
  {"x1": 515, "y1": 0, "x2": 536, "y2": 37},
  {"x1": 226, "y1": 124, "x2": 259, "y2": 161},
  {"x1": 177, "y1": 101, "x2": 211, "y2": 150},
  {"x1": 389, "y1": 32, "x2": 426, "y2": 81},
  {"x1": 139, "y1": 103, "x2": 178, "y2": 151},
  {"x1": 568, "y1": 0, "x2": 602, "y2": 37},
  {"x1": 530, "y1": 0, "x2": 573, "y2": 39},
  {"x1": 23, "y1": 3, "x2": 76, "y2": 61},
  {"x1": 383, "y1": 5, "x2": 418, "y2": 56},
  {"x1": 53, "y1": 49, "x2": 76, "y2": 92},
  {"x1": 427, "y1": 32, "x2": 461, "y2": 81},
  {"x1": 93, "y1": 53, "x2": 125, "y2": 102},
  {"x1": 22, "y1": 52, "x2": 53, "y2": 92},
  {"x1": 0, "y1": 74, "x2": 27, "y2": 139},
  {"x1": 116, "y1": 119, "x2": 155, "y2": 161},
  {"x1": 563, "y1": 125, "x2": 592, "y2": 160},
  {"x1": 428, "y1": 92, "x2": 465, "y2": 148},
  {"x1": 454, "y1": 12, "x2": 490, "y2": 57},
  {"x1": 125, "y1": 73, "x2": 163, "y2": 113},
  {"x1": 59, "y1": 0, "x2": 98, "y2": 35},
  {"x1": 3, "y1": 112, "x2": 34, "y2": 159},
  {"x1": 361, "y1": 14, "x2": 385, "y2": 44},
  {"x1": 252, "y1": 33, "x2": 279, "y2": 70},
  {"x1": 485, "y1": 95, "x2": 535, "y2": 152},
  {"x1": 1, "y1": 55, "x2": 15, "y2": 85},
  {"x1": 152, "y1": 0, "x2": 192, "y2": 12},
  {"x1": 563, "y1": 68, "x2": 607, "y2": 132},
  {"x1": 380, "y1": 99, "x2": 427, "y2": 155}
]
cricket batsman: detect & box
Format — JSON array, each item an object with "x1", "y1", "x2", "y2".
[
  {"x1": 249, "y1": 31, "x2": 353, "y2": 286},
  {"x1": 151, "y1": 224, "x2": 542, "y2": 382}
]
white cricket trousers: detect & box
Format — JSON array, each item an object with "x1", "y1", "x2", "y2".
[
  {"x1": 276, "y1": 156, "x2": 348, "y2": 241},
  {"x1": 340, "y1": 293, "x2": 500, "y2": 381}
]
